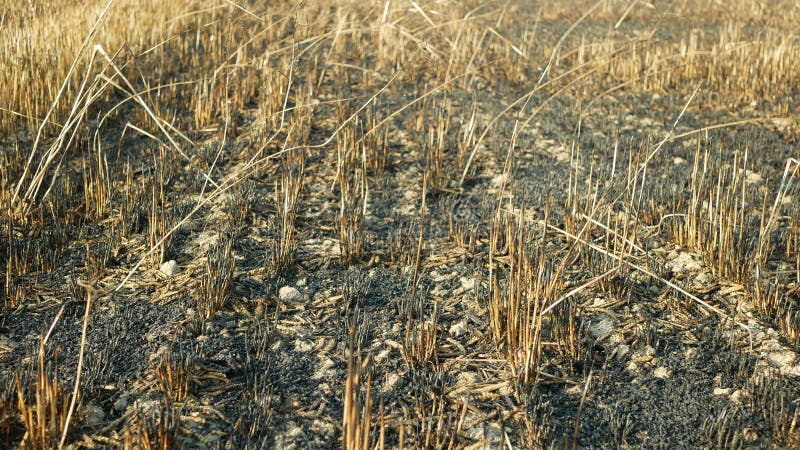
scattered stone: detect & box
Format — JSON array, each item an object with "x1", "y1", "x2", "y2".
[
  {"x1": 653, "y1": 366, "x2": 672, "y2": 379},
  {"x1": 672, "y1": 156, "x2": 687, "y2": 165},
  {"x1": 766, "y1": 327, "x2": 779, "y2": 338},
  {"x1": 383, "y1": 373, "x2": 400, "y2": 392},
  {"x1": 466, "y1": 423, "x2": 503, "y2": 450},
  {"x1": 311, "y1": 356, "x2": 336, "y2": 380},
  {"x1": 547, "y1": 143, "x2": 571, "y2": 162},
  {"x1": 457, "y1": 371, "x2": 480, "y2": 386},
  {"x1": 113, "y1": 395, "x2": 129, "y2": 412},
  {"x1": 713, "y1": 387, "x2": 731, "y2": 396},
  {"x1": 466, "y1": 426, "x2": 483, "y2": 441},
  {"x1": 490, "y1": 173, "x2": 508, "y2": 188},
  {"x1": 160, "y1": 260, "x2": 179, "y2": 276},
  {"x1": 483, "y1": 423, "x2": 503, "y2": 447},
  {"x1": 666, "y1": 252, "x2": 702, "y2": 273},
  {"x1": 613, "y1": 344, "x2": 630, "y2": 361},
  {"x1": 321, "y1": 239, "x2": 341, "y2": 256},
  {"x1": 294, "y1": 339, "x2": 313, "y2": 352},
  {"x1": 730, "y1": 389, "x2": 748, "y2": 404},
  {"x1": 83, "y1": 403, "x2": 105, "y2": 426},
  {"x1": 587, "y1": 315, "x2": 615, "y2": 339},
  {"x1": 274, "y1": 421, "x2": 306, "y2": 448},
  {"x1": 373, "y1": 348, "x2": 391, "y2": 364},
  {"x1": 767, "y1": 349, "x2": 796, "y2": 368},
  {"x1": 645, "y1": 237, "x2": 664, "y2": 250},
  {"x1": 566, "y1": 383, "x2": 584, "y2": 395},
  {"x1": 279, "y1": 286, "x2": 303, "y2": 302},
  {"x1": 742, "y1": 169, "x2": 762, "y2": 185},
  {"x1": 449, "y1": 320, "x2": 468, "y2": 337},
  {"x1": 694, "y1": 272, "x2": 710, "y2": 284}
]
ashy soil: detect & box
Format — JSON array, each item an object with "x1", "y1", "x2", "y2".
[{"x1": 1, "y1": 1, "x2": 800, "y2": 448}]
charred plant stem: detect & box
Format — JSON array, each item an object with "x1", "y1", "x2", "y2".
[
  {"x1": 59, "y1": 279, "x2": 98, "y2": 449},
  {"x1": 572, "y1": 369, "x2": 593, "y2": 450}
]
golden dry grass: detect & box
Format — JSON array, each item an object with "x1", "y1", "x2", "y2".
[
  {"x1": 1, "y1": 0, "x2": 799, "y2": 448},
  {"x1": 2, "y1": 0, "x2": 798, "y2": 139}
]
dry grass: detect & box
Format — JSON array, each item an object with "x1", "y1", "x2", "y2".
[
  {"x1": 342, "y1": 327, "x2": 374, "y2": 450},
  {"x1": 197, "y1": 236, "x2": 235, "y2": 321},
  {"x1": 123, "y1": 399, "x2": 184, "y2": 450},
  {"x1": 15, "y1": 335, "x2": 68, "y2": 449},
  {"x1": 1, "y1": 0, "x2": 799, "y2": 447}
]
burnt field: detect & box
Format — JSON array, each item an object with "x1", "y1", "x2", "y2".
[{"x1": 1, "y1": 0, "x2": 800, "y2": 448}]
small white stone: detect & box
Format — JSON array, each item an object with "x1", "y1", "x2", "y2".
[
  {"x1": 466, "y1": 424, "x2": 503, "y2": 448},
  {"x1": 373, "y1": 348, "x2": 391, "y2": 364},
  {"x1": 295, "y1": 340, "x2": 313, "y2": 352},
  {"x1": 287, "y1": 423, "x2": 306, "y2": 438},
  {"x1": 743, "y1": 170, "x2": 762, "y2": 185},
  {"x1": 113, "y1": 396, "x2": 128, "y2": 412},
  {"x1": 466, "y1": 426, "x2": 484, "y2": 441},
  {"x1": 666, "y1": 252, "x2": 702, "y2": 273},
  {"x1": 459, "y1": 277, "x2": 475, "y2": 291},
  {"x1": 565, "y1": 383, "x2": 584, "y2": 395},
  {"x1": 160, "y1": 260, "x2": 179, "y2": 276},
  {"x1": 279, "y1": 286, "x2": 303, "y2": 302},
  {"x1": 313, "y1": 357, "x2": 336, "y2": 380},
  {"x1": 653, "y1": 367, "x2": 672, "y2": 379},
  {"x1": 713, "y1": 387, "x2": 731, "y2": 396},
  {"x1": 321, "y1": 239, "x2": 341, "y2": 256},
  {"x1": 483, "y1": 423, "x2": 503, "y2": 446},
  {"x1": 490, "y1": 173, "x2": 507, "y2": 188},
  {"x1": 457, "y1": 371, "x2": 480, "y2": 386},
  {"x1": 383, "y1": 373, "x2": 400, "y2": 392},
  {"x1": 83, "y1": 403, "x2": 105, "y2": 426},
  {"x1": 767, "y1": 350, "x2": 796, "y2": 368},
  {"x1": 614, "y1": 344, "x2": 631, "y2": 361},
  {"x1": 587, "y1": 316, "x2": 615, "y2": 339},
  {"x1": 449, "y1": 320, "x2": 468, "y2": 337},
  {"x1": 730, "y1": 389, "x2": 748, "y2": 404}
]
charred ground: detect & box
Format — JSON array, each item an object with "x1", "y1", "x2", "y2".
[{"x1": 1, "y1": 0, "x2": 800, "y2": 448}]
